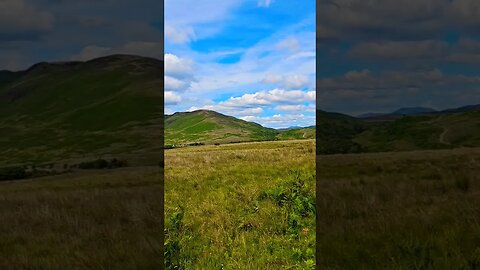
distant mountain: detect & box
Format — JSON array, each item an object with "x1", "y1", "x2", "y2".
[
  {"x1": 0, "y1": 54, "x2": 163, "y2": 165},
  {"x1": 358, "y1": 104, "x2": 480, "y2": 119},
  {"x1": 391, "y1": 107, "x2": 437, "y2": 115},
  {"x1": 317, "y1": 105, "x2": 480, "y2": 154},
  {"x1": 358, "y1": 107, "x2": 436, "y2": 118},
  {"x1": 440, "y1": 104, "x2": 480, "y2": 114}
]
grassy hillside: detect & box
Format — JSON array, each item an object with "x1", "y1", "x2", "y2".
[
  {"x1": 317, "y1": 147, "x2": 480, "y2": 269},
  {"x1": 276, "y1": 126, "x2": 315, "y2": 140},
  {"x1": 165, "y1": 140, "x2": 315, "y2": 268},
  {"x1": 317, "y1": 108, "x2": 480, "y2": 154},
  {"x1": 165, "y1": 110, "x2": 278, "y2": 145},
  {"x1": 0, "y1": 166, "x2": 163, "y2": 269},
  {"x1": 165, "y1": 110, "x2": 316, "y2": 146},
  {"x1": 0, "y1": 55, "x2": 163, "y2": 166}
]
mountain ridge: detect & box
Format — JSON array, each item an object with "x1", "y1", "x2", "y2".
[{"x1": 0, "y1": 54, "x2": 163, "y2": 166}]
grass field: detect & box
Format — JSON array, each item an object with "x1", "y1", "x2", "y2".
[
  {"x1": 164, "y1": 140, "x2": 316, "y2": 269},
  {"x1": 0, "y1": 166, "x2": 163, "y2": 270},
  {"x1": 317, "y1": 147, "x2": 480, "y2": 269}
]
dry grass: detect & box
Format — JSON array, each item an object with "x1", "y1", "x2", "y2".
[
  {"x1": 0, "y1": 167, "x2": 163, "y2": 270},
  {"x1": 317, "y1": 147, "x2": 480, "y2": 269}
]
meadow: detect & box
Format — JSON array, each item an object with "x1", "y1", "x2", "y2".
[
  {"x1": 0, "y1": 166, "x2": 163, "y2": 270},
  {"x1": 317, "y1": 147, "x2": 480, "y2": 269},
  {"x1": 164, "y1": 139, "x2": 316, "y2": 269}
]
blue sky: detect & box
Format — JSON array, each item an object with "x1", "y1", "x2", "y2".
[{"x1": 165, "y1": 0, "x2": 316, "y2": 128}]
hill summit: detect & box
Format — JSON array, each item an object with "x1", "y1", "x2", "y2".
[{"x1": 0, "y1": 54, "x2": 163, "y2": 165}]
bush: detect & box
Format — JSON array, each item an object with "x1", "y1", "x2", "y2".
[
  {"x1": 0, "y1": 166, "x2": 28, "y2": 181},
  {"x1": 77, "y1": 158, "x2": 127, "y2": 170}
]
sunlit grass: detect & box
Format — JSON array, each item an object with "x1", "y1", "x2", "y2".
[{"x1": 165, "y1": 139, "x2": 316, "y2": 269}]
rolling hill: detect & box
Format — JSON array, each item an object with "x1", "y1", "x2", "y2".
[
  {"x1": 0, "y1": 54, "x2": 163, "y2": 166},
  {"x1": 165, "y1": 110, "x2": 316, "y2": 145},
  {"x1": 317, "y1": 105, "x2": 480, "y2": 154}
]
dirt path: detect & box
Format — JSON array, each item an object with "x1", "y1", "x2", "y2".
[{"x1": 439, "y1": 126, "x2": 450, "y2": 145}]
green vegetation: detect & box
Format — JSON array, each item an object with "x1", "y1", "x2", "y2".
[
  {"x1": 276, "y1": 127, "x2": 315, "y2": 140},
  {"x1": 165, "y1": 110, "x2": 278, "y2": 145},
  {"x1": 0, "y1": 55, "x2": 163, "y2": 166},
  {"x1": 165, "y1": 140, "x2": 315, "y2": 269},
  {"x1": 0, "y1": 55, "x2": 164, "y2": 269},
  {"x1": 0, "y1": 167, "x2": 163, "y2": 269},
  {"x1": 317, "y1": 147, "x2": 480, "y2": 269},
  {"x1": 316, "y1": 108, "x2": 480, "y2": 154},
  {"x1": 165, "y1": 110, "x2": 315, "y2": 146}
]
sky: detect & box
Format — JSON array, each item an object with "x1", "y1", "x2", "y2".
[
  {"x1": 317, "y1": 0, "x2": 480, "y2": 116},
  {"x1": 165, "y1": 0, "x2": 316, "y2": 128},
  {"x1": 0, "y1": 0, "x2": 163, "y2": 70}
]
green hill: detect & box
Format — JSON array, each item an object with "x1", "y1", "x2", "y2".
[
  {"x1": 276, "y1": 126, "x2": 316, "y2": 140},
  {"x1": 165, "y1": 110, "x2": 278, "y2": 145},
  {"x1": 0, "y1": 55, "x2": 163, "y2": 166},
  {"x1": 317, "y1": 107, "x2": 480, "y2": 154}
]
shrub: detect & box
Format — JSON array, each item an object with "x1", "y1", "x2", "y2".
[{"x1": 0, "y1": 166, "x2": 28, "y2": 181}]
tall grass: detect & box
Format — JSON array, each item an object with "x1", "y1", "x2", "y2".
[
  {"x1": 317, "y1": 147, "x2": 480, "y2": 269},
  {"x1": 0, "y1": 167, "x2": 163, "y2": 270},
  {"x1": 164, "y1": 140, "x2": 316, "y2": 269}
]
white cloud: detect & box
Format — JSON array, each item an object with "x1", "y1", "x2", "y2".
[
  {"x1": 258, "y1": 0, "x2": 274, "y2": 8},
  {"x1": 276, "y1": 37, "x2": 300, "y2": 52},
  {"x1": 165, "y1": 91, "x2": 182, "y2": 105},
  {"x1": 164, "y1": 53, "x2": 195, "y2": 92},
  {"x1": 262, "y1": 74, "x2": 310, "y2": 89},
  {"x1": 164, "y1": 53, "x2": 194, "y2": 77},
  {"x1": 221, "y1": 89, "x2": 315, "y2": 108},
  {"x1": 165, "y1": 75, "x2": 189, "y2": 91},
  {"x1": 284, "y1": 74, "x2": 310, "y2": 88},
  {"x1": 275, "y1": 104, "x2": 315, "y2": 113},
  {"x1": 240, "y1": 114, "x2": 315, "y2": 129},
  {"x1": 165, "y1": 25, "x2": 196, "y2": 44}
]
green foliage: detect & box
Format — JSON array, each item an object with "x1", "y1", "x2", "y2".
[
  {"x1": 259, "y1": 170, "x2": 316, "y2": 264},
  {"x1": 165, "y1": 110, "x2": 280, "y2": 145},
  {"x1": 165, "y1": 206, "x2": 187, "y2": 270}
]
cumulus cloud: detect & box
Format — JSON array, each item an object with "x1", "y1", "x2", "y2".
[
  {"x1": 164, "y1": 53, "x2": 195, "y2": 92},
  {"x1": 275, "y1": 104, "x2": 315, "y2": 113},
  {"x1": 165, "y1": 53, "x2": 194, "y2": 77},
  {"x1": 165, "y1": 91, "x2": 182, "y2": 105},
  {"x1": 262, "y1": 74, "x2": 310, "y2": 89},
  {"x1": 220, "y1": 89, "x2": 315, "y2": 108},
  {"x1": 165, "y1": 76, "x2": 189, "y2": 91}
]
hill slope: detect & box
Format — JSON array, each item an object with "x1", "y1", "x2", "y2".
[
  {"x1": 165, "y1": 110, "x2": 278, "y2": 145},
  {"x1": 317, "y1": 107, "x2": 480, "y2": 154},
  {"x1": 0, "y1": 55, "x2": 163, "y2": 165}
]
